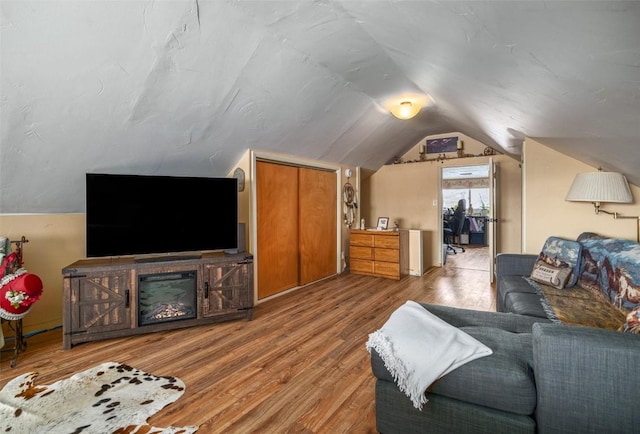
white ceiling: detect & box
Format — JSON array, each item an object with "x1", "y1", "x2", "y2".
[{"x1": 1, "y1": 1, "x2": 639, "y2": 213}]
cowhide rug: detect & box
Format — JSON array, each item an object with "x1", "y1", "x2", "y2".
[{"x1": 0, "y1": 362, "x2": 198, "y2": 433}]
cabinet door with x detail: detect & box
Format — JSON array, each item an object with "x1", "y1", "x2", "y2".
[{"x1": 201, "y1": 262, "x2": 252, "y2": 317}]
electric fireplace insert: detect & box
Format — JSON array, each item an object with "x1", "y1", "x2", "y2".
[{"x1": 138, "y1": 271, "x2": 197, "y2": 326}]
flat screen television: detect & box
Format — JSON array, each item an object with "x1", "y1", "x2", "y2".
[{"x1": 86, "y1": 173, "x2": 238, "y2": 258}]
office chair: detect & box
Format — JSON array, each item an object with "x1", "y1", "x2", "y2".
[
  {"x1": 447, "y1": 199, "x2": 466, "y2": 254},
  {"x1": 443, "y1": 218, "x2": 457, "y2": 254}
]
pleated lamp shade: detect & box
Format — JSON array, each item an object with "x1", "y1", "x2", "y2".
[{"x1": 565, "y1": 171, "x2": 633, "y2": 203}]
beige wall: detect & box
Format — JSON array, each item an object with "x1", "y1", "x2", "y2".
[
  {"x1": 1, "y1": 214, "x2": 84, "y2": 334},
  {"x1": 523, "y1": 139, "x2": 640, "y2": 252},
  {"x1": 361, "y1": 152, "x2": 522, "y2": 268}
]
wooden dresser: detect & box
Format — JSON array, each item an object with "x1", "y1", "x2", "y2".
[{"x1": 349, "y1": 229, "x2": 408, "y2": 280}]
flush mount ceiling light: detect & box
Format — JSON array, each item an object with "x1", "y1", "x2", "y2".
[
  {"x1": 390, "y1": 101, "x2": 422, "y2": 120},
  {"x1": 385, "y1": 94, "x2": 431, "y2": 120}
]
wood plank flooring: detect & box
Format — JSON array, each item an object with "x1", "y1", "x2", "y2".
[
  {"x1": 444, "y1": 245, "x2": 489, "y2": 272},
  {"x1": 0, "y1": 264, "x2": 495, "y2": 433}
]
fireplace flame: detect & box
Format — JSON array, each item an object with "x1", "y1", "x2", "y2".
[{"x1": 144, "y1": 303, "x2": 195, "y2": 323}]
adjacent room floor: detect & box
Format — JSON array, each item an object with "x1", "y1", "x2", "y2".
[{"x1": 445, "y1": 245, "x2": 490, "y2": 272}]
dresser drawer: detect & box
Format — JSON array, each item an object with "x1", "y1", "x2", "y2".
[
  {"x1": 374, "y1": 234, "x2": 399, "y2": 249},
  {"x1": 350, "y1": 246, "x2": 373, "y2": 260},
  {"x1": 374, "y1": 261, "x2": 400, "y2": 279},
  {"x1": 374, "y1": 247, "x2": 399, "y2": 263},
  {"x1": 351, "y1": 233, "x2": 374, "y2": 247},
  {"x1": 350, "y1": 259, "x2": 374, "y2": 274}
]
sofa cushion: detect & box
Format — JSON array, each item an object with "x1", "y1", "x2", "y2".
[
  {"x1": 371, "y1": 327, "x2": 537, "y2": 416},
  {"x1": 577, "y1": 231, "x2": 605, "y2": 242},
  {"x1": 535, "y1": 236, "x2": 582, "y2": 287},
  {"x1": 375, "y1": 381, "x2": 536, "y2": 434},
  {"x1": 429, "y1": 327, "x2": 536, "y2": 416},
  {"x1": 496, "y1": 276, "x2": 538, "y2": 315},
  {"x1": 504, "y1": 292, "x2": 549, "y2": 319},
  {"x1": 498, "y1": 276, "x2": 538, "y2": 311},
  {"x1": 579, "y1": 237, "x2": 640, "y2": 311},
  {"x1": 365, "y1": 300, "x2": 493, "y2": 410},
  {"x1": 530, "y1": 260, "x2": 571, "y2": 289},
  {"x1": 530, "y1": 279, "x2": 627, "y2": 330},
  {"x1": 533, "y1": 323, "x2": 640, "y2": 434}
]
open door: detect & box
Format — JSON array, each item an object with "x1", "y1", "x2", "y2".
[
  {"x1": 488, "y1": 158, "x2": 498, "y2": 282},
  {"x1": 441, "y1": 162, "x2": 497, "y2": 281}
]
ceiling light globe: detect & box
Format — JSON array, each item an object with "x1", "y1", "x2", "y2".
[{"x1": 391, "y1": 101, "x2": 421, "y2": 120}]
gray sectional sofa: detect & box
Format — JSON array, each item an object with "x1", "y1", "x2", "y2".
[
  {"x1": 371, "y1": 303, "x2": 640, "y2": 434},
  {"x1": 497, "y1": 234, "x2": 640, "y2": 329},
  {"x1": 370, "y1": 234, "x2": 640, "y2": 433}
]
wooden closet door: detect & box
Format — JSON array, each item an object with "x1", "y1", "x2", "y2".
[
  {"x1": 256, "y1": 161, "x2": 299, "y2": 299},
  {"x1": 299, "y1": 167, "x2": 337, "y2": 285}
]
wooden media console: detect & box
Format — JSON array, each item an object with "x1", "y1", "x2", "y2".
[{"x1": 62, "y1": 252, "x2": 253, "y2": 349}]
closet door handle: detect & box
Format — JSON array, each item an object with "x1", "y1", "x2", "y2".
[
  {"x1": 125, "y1": 290, "x2": 130, "y2": 308},
  {"x1": 204, "y1": 282, "x2": 209, "y2": 299}
]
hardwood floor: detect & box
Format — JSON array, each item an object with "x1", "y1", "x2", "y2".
[
  {"x1": 445, "y1": 245, "x2": 490, "y2": 272},
  {"x1": 1, "y1": 265, "x2": 495, "y2": 433}
]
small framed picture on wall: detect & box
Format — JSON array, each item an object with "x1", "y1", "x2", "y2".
[
  {"x1": 377, "y1": 217, "x2": 389, "y2": 230},
  {"x1": 427, "y1": 136, "x2": 458, "y2": 154}
]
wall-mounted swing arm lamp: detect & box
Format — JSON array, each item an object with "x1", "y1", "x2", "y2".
[{"x1": 565, "y1": 170, "x2": 639, "y2": 241}]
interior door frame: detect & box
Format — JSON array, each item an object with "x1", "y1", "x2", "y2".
[
  {"x1": 250, "y1": 150, "x2": 342, "y2": 304},
  {"x1": 488, "y1": 157, "x2": 497, "y2": 282},
  {"x1": 439, "y1": 162, "x2": 498, "y2": 279}
]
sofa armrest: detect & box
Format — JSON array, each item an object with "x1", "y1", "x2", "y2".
[
  {"x1": 533, "y1": 323, "x2": 640, "y2": 433},
  {"x1": 371, "y1": 304, "x2": 540, "y2": 382},
  {"x1": 418, "y1": 303, "x2": 542, "y2": 334},
  {"x1": 496, "y1": 253, "x2": 537, "y2": 278}
]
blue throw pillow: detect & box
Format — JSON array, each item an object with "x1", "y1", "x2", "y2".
[{"x1": 536, "y1": 237, "x2": 583, "y2": 287}]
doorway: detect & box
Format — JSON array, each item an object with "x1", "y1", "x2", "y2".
[{"x1": 441, "y1": 164, "x2": 493, "y2": 273}]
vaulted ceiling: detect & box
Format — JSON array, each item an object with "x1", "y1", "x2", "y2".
[{"x1": 2, "y1": 1, "x2": 639, "y2": 213}]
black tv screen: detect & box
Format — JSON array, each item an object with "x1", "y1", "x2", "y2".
[{"x1": 86, "y1": 173, "x2": 238, "y2": 257}]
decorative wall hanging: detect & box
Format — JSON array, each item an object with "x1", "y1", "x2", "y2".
[
  {"x1": 483, "y1": 146, "x2": 496, "y2": 156},
  {"x1": 233, "y1": 167, "x2": 245, "y2": 192},
  {"x1": 343, "y1": 169, "x2": 357, "y2": 228},
  {"x1": 427, "y1": 136, "x2": 458, "y2": 154},
  {"x1": 442, "y1": 178, "x2": 491, "y2": 189}
]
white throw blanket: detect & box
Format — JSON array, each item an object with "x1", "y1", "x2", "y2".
[{"x1": 366, "y1": 301, "x2": 493, "y2": 410}]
